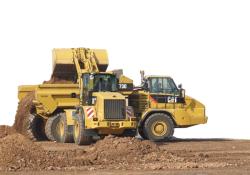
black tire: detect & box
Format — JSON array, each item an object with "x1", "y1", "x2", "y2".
[
  {"x1": 45, "y1": 113, "x2": 74, "y2": 143},
  {"x1": 26, "y1": 114, "x2": 47, "y2": 141},
  {"x1": 138, "y1": 126, "x2": 147, "y2": 139},
  {"x1": 143, "y1": 113, "x2": 174, "y2": 142},
  {"x1": 45, "y1": 114, "x2": 60, "y2": 141},
  {"x1": 73, "y1": 111, "x2": 92, "y2": 145},
  {"x1": 57, "y1": 113, "x2": 74, "y2": 143}
]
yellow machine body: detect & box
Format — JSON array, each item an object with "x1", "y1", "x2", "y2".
[
  {"x1": 18, "y1": 48, "x2": 137, "y2": 140},
  {"x1": 128, "y1": 75, "x2": 207, "y2": 128},
  {"x1": 130, "y1": 91, "x2": 207, "y2": 127}
]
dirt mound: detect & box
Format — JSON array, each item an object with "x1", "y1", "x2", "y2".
[
  {"x1": 12, "y1": 92, "x2": 35, "y2": 136},
  {"x1": 0, "y1": 125, "x2": 16, "y2": 139},
  {"x1": 0, "y1": 133, "x2": 88, "y2": 171},
  {"x1": 84, "y1": 135, "x2": 160, "y2": 164},
  {"x1": 79, "y1": 135, "x2": 184, "y2": 170},
  {"x1": 0, "y1": 134, "x2": 232, "y2": 172},
  {"x1": 0, "y1": 134, "x2": 173, "y2": 171},
  {"x1": 0, "y1": 134, "x2": 46, "y2": 171}
]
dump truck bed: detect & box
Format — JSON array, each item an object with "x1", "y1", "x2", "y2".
[{"x1": 18, "y1": 83, "x2": 80, "y2": 117}]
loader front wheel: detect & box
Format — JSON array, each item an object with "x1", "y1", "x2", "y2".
[
  {"x1": 143, "y1": 113, "x2": 174, "y2": 141},
  {"x1": 73, "y1": 113, "x2": 92, "y2": 145}
]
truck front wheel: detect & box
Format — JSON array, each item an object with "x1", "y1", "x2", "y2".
[
  {"x1": 73, "y1": 113, "x2": 92, "y2": 145},
  {"x1": 45, "y1": 114, "x2": 60, "y2": 141},
  {"x1": 138, "y1": 127, "x2": 147, "y2": 139},
  {"x1": 143, "y1": 113, "x2": 174, "y2": 141}
]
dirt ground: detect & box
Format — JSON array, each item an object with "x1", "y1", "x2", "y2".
[{"x1": 0, "y1": 131, "x2": 250, "y2": 175}]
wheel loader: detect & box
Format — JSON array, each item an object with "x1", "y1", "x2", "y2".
[
  {"x1": 119, "y1": 71, "x2": 208, "y2": 142},
  {"x1": 18, "y1": 48, "x2": 137, "y2": 145}
]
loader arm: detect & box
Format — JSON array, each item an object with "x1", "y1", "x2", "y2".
[
  {"x1": 52, "y1": 48, "x2": 108, "y2": 83},
  {"x1": 72, "y1": 48, "x2": 100, "y2": 79}
]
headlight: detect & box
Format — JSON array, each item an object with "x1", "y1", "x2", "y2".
[{"x1": 126, "y1": 106, "x2": 134, "y2": 118}]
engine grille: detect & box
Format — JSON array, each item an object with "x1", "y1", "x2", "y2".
[{"x1": 104, "y1": 99, "x2": 126, "y2": 120}]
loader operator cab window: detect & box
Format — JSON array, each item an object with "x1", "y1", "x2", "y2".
[
  {"x1": 93, "y1": 74, "x2": 118, "y2": 92},
  {"x1": 149, "y1": 77, "x2": 178, "y2": 94}
]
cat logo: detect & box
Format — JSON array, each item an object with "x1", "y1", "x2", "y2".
[{"x1": 167, "y1": 96, "x2": 177, "y2": 103}]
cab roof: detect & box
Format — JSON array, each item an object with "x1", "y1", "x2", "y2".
[{"x1": 145, "y1": 75, "x2": 173, "y2": 79}]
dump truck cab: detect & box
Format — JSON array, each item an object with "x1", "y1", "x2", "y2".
[{"x1": 129, "y1": 72, "x2": 207, "y2": 141}]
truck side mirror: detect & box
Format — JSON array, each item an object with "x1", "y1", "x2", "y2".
[
  {"x1": 178, "y1": 84, "x2": 182, "y2": 89},
  {"x1": 177, "y1": 84, "x2": 185, "y2": 98},
  {"x1": 142, "y1": 81, "x2": 149, "y2": 91},
  {"x1": 181, "y1": 89, "x2": 185, "y2": 98}
]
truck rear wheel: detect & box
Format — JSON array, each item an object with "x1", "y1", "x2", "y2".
[
  {"x1": 73, "y1": 113, "x2": 92, "y2": 145},
  {"x1": 45, "y1": 114, "x2": 60, "y2": 141},
  {"x1": 143, "y1": 113, "x2": 174, "y2": 141},
  {"x1": 26, "y1": 114, "x2": 47, "y2": 141}
]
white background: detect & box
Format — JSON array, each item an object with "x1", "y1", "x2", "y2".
[{"x1": 0, "y1": 0, "x2": 249, "y2": 139}]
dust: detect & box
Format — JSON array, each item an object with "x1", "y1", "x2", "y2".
[
  {"x1": 12, "y1": 92, "x2": 35, "y2": 136},
  {"x1": 0, "y1": 125, "x2": 16, "y2": 139},
  {"x1": 11, "y1": 76, "x2": 73, "y2": 137}
]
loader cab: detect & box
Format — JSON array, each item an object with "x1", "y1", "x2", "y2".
[
  {"x1": 83, "y1": 73, "x2": 118, "y2": 92},
  {"x1": 82, "y1": 73, "x2": 118, "y2": 105}
]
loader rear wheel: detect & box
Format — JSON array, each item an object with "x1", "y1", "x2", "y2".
[
  {"x1": 143, "y1": 113, "x2": 174, "y2": 141},
  {"x1": 45, "y1": 113, "x2": 74, "y2": 143},
  {"x1": 56, "y1": 113, "x2": 74, "y2": 143},
  {"x1": 73, "y1": 112, "x2": 92, "y2": 145},
  {"x1": 25, "y1": 114, "x2": 47, "y2": 141}
]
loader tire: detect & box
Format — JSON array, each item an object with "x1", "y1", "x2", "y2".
[
  {"x1": 73, "y1": 112, "x2": 92, "y2": 145},
  {"x1": 143, "y1": 113, "x2": 174, "y2": 142},
  {"x1": 56, "y1": 113, "x2": 74, "y2": 143},
  {"x1": 45, "y1": 113, "x2": 73, "y2": 143},
  {"x1": 25, "y1": 114, "x2": 47, "y2": 141},
  {"x1": 45, "y1": 114, "x2": 60, "y2": 141}
]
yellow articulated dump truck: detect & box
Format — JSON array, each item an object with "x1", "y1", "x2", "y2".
[
  {"x1": 127, "y1": 71, "x2": 208, "y2": 141},
  {"x1": 18, "y1": 48, "x2": 137, "y2": 145}
]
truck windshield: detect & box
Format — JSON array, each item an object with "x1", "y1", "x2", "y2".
[
  {"x1": 149, "y1": 77, "x2": 178, "y2": 94},
  {"x1": 93, "y1": 74, "x2": 118, "y2": 92}
]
